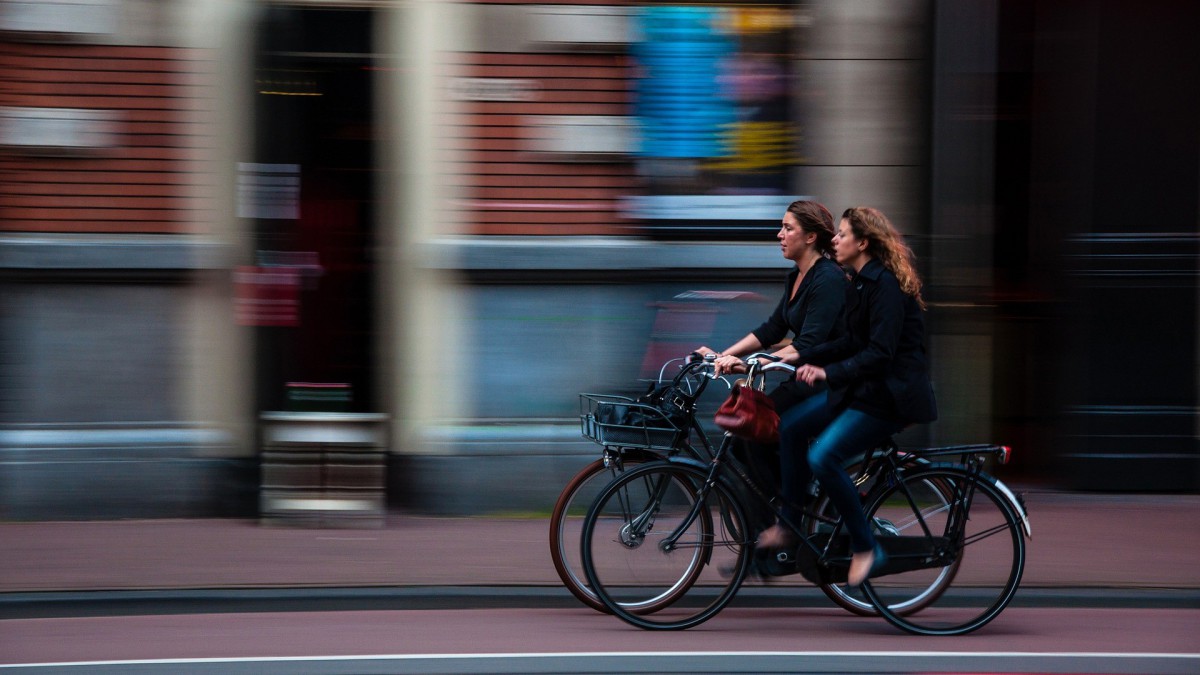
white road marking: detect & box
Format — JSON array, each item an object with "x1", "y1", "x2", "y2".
[{"x1": 3, "y1": 650, "x2": 1198, "y2": 668}]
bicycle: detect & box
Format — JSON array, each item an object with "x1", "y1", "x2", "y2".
[
  {"x1": 579, "y1": 358, "x2": 1030, "y2": 635},
  {"x1": 553, "y1": 353, "x2": 895, "y2": 614},
  {"x1": 553, "y1": 353, "x2": 1013, "y2": 618}
]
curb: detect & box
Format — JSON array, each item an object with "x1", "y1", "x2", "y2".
[{"x1": 3, "y1": 585, "x2": 1198, "y2": 619}]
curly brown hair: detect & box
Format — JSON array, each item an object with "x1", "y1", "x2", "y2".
[{"x1": 841, "y1": 206, "x2": 926, "y2": 309}]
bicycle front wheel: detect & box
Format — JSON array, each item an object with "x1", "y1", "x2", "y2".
[
  {"x1": 549, "y1": 450, "x2": 661, "y2": 613},
  {"x1": 860, "y1": 465, "x2": 1026, "y2": 636},
  {"x1": 581, "y1": 462, "x2": 752, "y2": 630}
]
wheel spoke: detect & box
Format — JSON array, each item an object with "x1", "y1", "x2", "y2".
[{"x1": 961, "y1": 521, "x2": 1015, "y2": 547}]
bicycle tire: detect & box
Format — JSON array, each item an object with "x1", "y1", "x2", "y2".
[
  {"x1": 581, "y1": 461, "x2": 752, "y2": 630},
  {"x1": 549, "y1": 450, "x2": 663, "y2": 613},
  {"x1": 860, "y1": 465, "x2": 1026, "y2": 635}
]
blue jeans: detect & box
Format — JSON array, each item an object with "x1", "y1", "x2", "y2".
[{"x1": 777, "y1": 391, "x2": 903, "y2": 553}]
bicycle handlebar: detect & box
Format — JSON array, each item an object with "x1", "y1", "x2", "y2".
[
  {"x1": 738, "y1": 352, "x2": 796, "y2": 378},
  {"x1": 651, "y1": 354, "x2": 723, "y2": 398},
  {"x1": 673, "y1": 352, "x2": 796, "y2": 387}
]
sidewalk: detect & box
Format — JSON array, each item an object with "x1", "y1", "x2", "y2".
[{"x1": 1, "y1": 490, "x2": 1197, "y2": 594}]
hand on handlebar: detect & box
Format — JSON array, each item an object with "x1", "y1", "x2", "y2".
[{"x1": 712, "y1": 354, "x2": 747, "y2": 376}]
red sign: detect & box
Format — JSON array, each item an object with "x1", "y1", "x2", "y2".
[{"x1": 234, "y1": 266, "x2": 300, "y2": 326}]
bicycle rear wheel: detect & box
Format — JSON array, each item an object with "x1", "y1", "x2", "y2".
[
  {"x1": 805, "y1": 470, "x2": 960, "y2": 617},
  {"x1": 581, "y1": 462, "x2": 751, "y2": 630},
  {"x1": 860, "y1": 466, "x2": 1026, "y2": 635},
  {"x1": 549, "y1": 450, "x2": 661, "y2": 613}
]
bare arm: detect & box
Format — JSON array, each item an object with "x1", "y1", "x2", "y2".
[{"x1": 697, "y1": 333, "x2": 765, "y2": 375}]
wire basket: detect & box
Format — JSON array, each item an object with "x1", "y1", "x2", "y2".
[{"x1": 579, "y1": 393, "x2": 684, "y2": 451}]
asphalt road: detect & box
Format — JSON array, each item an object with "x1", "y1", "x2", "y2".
[
  {"x1": 2, "y1": 604, "x2": 1197, "y2": 674},
  {"x1": 3, "y1": 491, "x2": 1197, "y2": 673}
]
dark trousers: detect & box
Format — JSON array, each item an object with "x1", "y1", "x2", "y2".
[
  {"x1": 777, "y1": 390, "x2": 903, "y2": 553},
  {"x1": 738, "y1": 379, "x2": 821, "y2": 530}
]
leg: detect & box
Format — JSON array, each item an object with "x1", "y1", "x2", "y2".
[
  {"x1": 807, "y1": 408, "x2": 902, "y2": 552},
  {"x1": 751, "y1": 379, "x2": 823, "y2": 497},
  {"x1": 807, "y1": 409, "x2": 902, "y2": 584},
  {"x1": 765, "y1": 391, "x2": 837, "y2": 538}
]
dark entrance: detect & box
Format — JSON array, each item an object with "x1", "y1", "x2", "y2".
[{"x1": 246, "y1": 5, "x2": 378, "y2": 414}]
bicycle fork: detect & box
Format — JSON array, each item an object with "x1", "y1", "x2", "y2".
[
  {"x1": 655, "y1": 466, "x2": 720, "y2": 553},
  {"x1": 613, "y1": 471, "x2": 664, "y2": 549},
  {"x1": 658, "y1": 434, "x2": 758, "y2": 553}
]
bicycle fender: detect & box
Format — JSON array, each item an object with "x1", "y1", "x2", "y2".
[
  {"x1": 912, "y1": 462, "x2": 1032, "y2": 540},
  {"x1": 991, "y1": 477, "x2": 1032, "y2": 539}
]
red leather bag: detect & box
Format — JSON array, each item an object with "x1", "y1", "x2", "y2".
[{"x1": 714, "y1": 384, "x2": 779, "y2": 443}]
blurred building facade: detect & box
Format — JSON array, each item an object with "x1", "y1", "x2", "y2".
[
  {"x1": 0, "y1": 0, "x2": 1195, "y2": 519},
  {"x1": 0, "y1": 0, "x2": 245, "y2": 517}
]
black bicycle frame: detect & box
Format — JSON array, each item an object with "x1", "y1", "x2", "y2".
[{"x1": 657, "y1": 433, "x2": 851, "y2": 565}]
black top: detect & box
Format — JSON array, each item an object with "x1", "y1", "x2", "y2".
[
  {"x1": 797, "y1": 258, "x2": 937, "y2": 424},
  {"x1": 751, "y1": 256, "x2": 847, "y2": 354}
]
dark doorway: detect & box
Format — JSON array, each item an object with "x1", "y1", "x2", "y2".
[{"x1": 248, "y1": 5, "x2": 378, "y2": 414}]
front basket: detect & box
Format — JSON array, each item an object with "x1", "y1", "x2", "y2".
[{"x1": 579, "y1": 393, "x2": 684, "y2": 451}]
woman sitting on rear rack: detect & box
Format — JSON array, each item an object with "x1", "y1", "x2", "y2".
[{"x1": 760, "y1": 206, "x2": 938, "y2": 587}]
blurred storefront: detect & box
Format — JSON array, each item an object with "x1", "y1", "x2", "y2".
[
  {"x1": 0, "y1": 0, "x2": 1195, "y2": 519},
  {"x1": 0, "y1": 0, "x2": 249, "y2": 517},
  {"x1": 929, "y1": 0, "x2": 1200, "y2": 490},
  {"x1": 405, "y1": 0, "x2": 946, "y2": 512}
]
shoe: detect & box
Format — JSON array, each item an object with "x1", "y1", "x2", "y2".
[
  {"x1": 756, "y1": 524, "x2": 796, "y2": 549},
  {"x1": 848, "y1": 542, "x2": 887, "y2": 587}
]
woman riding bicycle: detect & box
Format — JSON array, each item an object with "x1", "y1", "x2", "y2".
[
  {"x1": 695, "y1": 199, "x2": 847, "y2": 525},
  {"x1": 698, "y1": 199, "x2": 845, "y2": 388},
  {"x1": 759, "y1": 206, "x2": 938, "y2": 588}
]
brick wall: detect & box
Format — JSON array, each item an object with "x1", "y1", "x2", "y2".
[
  {"x1": 446, "y1": 4, "x2": 639, "y2": 236},
  {"x1": 0, "y1": 42, "x2": 211, "y2": 234}
]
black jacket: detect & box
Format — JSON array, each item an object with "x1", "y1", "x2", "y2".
[
  {"x1": 751, "y1": 256, "x2": 847, "y2": 354},
  {"x1": 797, "y1": 258, "x2": 937, "y2": 424}
]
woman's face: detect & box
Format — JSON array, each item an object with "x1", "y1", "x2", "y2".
[
  {"x1": 833, "y1": 217, "x2": 868, "y2": 268},
  {"x1": 777, "y1": 212, "x2": 814, "y2": 262}
]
